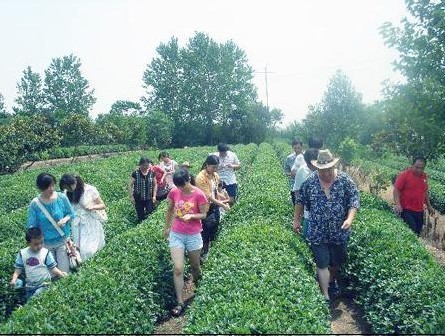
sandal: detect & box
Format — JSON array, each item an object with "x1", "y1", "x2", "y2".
[{"x1": 171, "y1": 303, "x2": 185, "y2": 317}]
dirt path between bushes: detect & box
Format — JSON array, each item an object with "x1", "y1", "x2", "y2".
[
  {"x1": 17, "y1": 151, "x2": 138, "y2": 171},
  {"x1": 152, "y1": 276, "x2": 371, "y2": 335}
]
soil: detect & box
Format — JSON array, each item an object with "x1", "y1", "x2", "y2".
[
  {"x1": 152, "y1": 275, "x2": 372, "y2": 335},
  {"x1": 152, "y1": 279, "x2": 195, "y2": 335}
]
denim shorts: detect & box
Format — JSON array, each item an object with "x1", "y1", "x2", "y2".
[{"x1": 169, "y1": 231, "x2": 203, "y2": 252}]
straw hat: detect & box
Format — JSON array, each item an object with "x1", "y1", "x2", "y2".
[{"x1": 311, "y1": 149, "x2": 339, "y2": 169}]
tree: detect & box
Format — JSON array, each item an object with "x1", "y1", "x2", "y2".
[
  {"x1": 142, "y1": 32, "x2": 261, "y2": 146},
  {"x1": 59, "y1": 114, "x2": 96, "y2": 147},
  {"x1": 43, "y1": 54, "x2": 96, "y2": 119},
  {"x1": 109, "y1": 100, "x2": 142, "y2": 115},
  {"x1": 146, "y1": 110, "x2": 173, "y2": 149},
  {"x1": 0, "y1": 93, "x2": 10, "y2": 125},
  {"x1": 0, "y1": 115, "x2": 61, "y2": 172},
  {"x1": 380, "y1": 0, "x2": 445, "y2": 158},
  {"x1": 14, "y1": 66, "x2": 45, "y2": 116},
  {"x1": 302, "y1": 70, "x2": 365, "y2": 148}
]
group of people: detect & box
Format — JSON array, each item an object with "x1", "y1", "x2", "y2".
[
  {"x1": 9, "y1": 143, "x2": 241, "y2": 313},
  {"x1": 10, "y1": 172, "x2": 106, "y2": 301},
  {"x1": 288, "y1": 137, "x2": 435, "y2": 303}
]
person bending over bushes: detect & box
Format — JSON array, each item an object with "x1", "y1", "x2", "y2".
[{"x1": 10, "y1": 227, "x2": 67, "y2": 301}]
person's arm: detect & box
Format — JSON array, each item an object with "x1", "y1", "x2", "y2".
[
  {"x1": 152, "y1": 178, "x2": 158, "y2": 203},
  {"x1": 58, "y1": 194, "x2": 76, "y2": 227},
  {"x1": 50, "y1": 266, "x2": 68, "y2": 278},
  {"x1": 181, "y1": 203, "x2": 209, "y2": 222},
  {"x1": 86, "y1": 195, "x2": 106, "y2": 211},
  {"x1": 164, "y1": 199, "x2": 175, "y2": 239},
  {"x1": 341, "y1": 208, "x2": 358, "y2": 230},
  {"x1": 10, "y1": 268, "x2": 21, "y2": 287},
  {"x1": 293, "y1": 203, "x2": 304, "y2": 233},
  {"x1": 26, "y1": 203, "x2": 38, "y2": 229},
  {"x1": 393, "y1": 187, "x2": 402, "y2": 214},
  {"x1": 128, "y1": 177, "x2": 136, "y2": 204},
  {"x1": 425, "y1": 186, "x2": 435, "y2": 215}
]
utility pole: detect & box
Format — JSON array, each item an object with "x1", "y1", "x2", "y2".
[{"x1": 254, "y1": 66, "x2": 273, "y2": 111}]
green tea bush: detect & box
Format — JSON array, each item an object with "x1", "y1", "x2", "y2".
[
  {"x1": 345, "y1": 193, "x2": 445, "y2": 334},
  {"x1": 185, "y1": 221, "x2": 330, "y2": 334},
  {"x1": 0, "y1": 206, "x2": 175, "y2": 334}
]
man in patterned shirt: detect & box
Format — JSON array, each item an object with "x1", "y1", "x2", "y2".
[{"x1": 293, "y1": 149, "x2": 360, "y2": 302}]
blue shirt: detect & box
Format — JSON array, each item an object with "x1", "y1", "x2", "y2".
[
  {"x1": 26, "y1": 192, "x2": 76, "y2": 246},
  {"x1": 297, "y1": 171, "x2": 360, "y2": 245}
]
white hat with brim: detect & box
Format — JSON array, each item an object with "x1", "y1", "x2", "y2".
[{"x1": 311, "y1": 149, "x2": 340, "y2": 169}]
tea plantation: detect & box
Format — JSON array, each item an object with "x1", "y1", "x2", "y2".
[{"x1": 0, "y1": 143, "x2": 444, "y2": 334}]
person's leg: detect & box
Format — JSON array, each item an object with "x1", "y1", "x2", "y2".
[
  {"x1": 145, "y1": 199, "x2": 155, "y2": 216},
  {"x1": 225, "y1": 184, "x2": 238, "y2": 205},
  {"x1": 413, "y1": 211, "x2": 425, "y2": 236},
  {"x1": 329, "y1": 242, "x2": 348, "y2": 296},
  {"x1": 187, "y1": 249, "x2": 202, "y2": 284},
  {"x1": 134, "y1": 198, "x2": 145, "y2": 222},
  {"x1": 310, "y1": 243, "x2": 330, "y2": 299},
  {"x1": 170, "y1": 248, "x2": 185, "y2": 305},
  {"x1": 401, "y1": 210, "x2": 420, "y2": 235},
  {"x1": 48, "y1": 243, "x2": 70, "y2": 273},
  {"x1": 291, "y1": 190, "x2": 296, "y2": 205}
]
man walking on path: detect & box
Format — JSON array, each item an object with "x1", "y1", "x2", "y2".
[
  {"x1": 284, "y1": 139, "x2": 304, "y2": 205},
  {"x1": 393, "y1": 156, "x2": 435, "y2": 236},
  {"x1": 213, "y1": 143, "x2": 240, "y2": 205}
]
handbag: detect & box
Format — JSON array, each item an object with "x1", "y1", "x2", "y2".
[
  {"x1": 156, "y1": 186, "x2": 171, "y2": 201},
  {"x1": 33, "y1": 197, "x2": 82, "y2": 271}
]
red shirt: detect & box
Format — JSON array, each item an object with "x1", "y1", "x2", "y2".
[
  {"x1": 168, "y1": 187, "x2": 208, "y2": 234},
  {"x1": 394, "y1": 169, "x2": 428, "y2": 212},
  {"x1": 151, "y1": 165, "x2": 165, "y2": 187}
]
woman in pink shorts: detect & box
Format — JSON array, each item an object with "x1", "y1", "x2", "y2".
[{"x1": 164, "y1": 168, "x2": 208, "y2": 317}]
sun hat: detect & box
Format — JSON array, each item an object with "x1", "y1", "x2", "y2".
[
  {"x1": 180, "y1": 161, "x2": 192, "y2": 168},
  {"x1": 311, "y1": 149, "x2": 339, "y2": 169}
]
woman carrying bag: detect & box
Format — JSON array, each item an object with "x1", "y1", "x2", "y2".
[
  {"x1": 26, "y1": 173, "x2": 76, "y2": 273},
  {"x1": 60, "y1": 174, "x2": 106, "y2": 261}
]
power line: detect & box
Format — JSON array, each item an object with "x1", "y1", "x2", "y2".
[{"x1": 254, "y1": 66, "x2": 274, "y2": 111}]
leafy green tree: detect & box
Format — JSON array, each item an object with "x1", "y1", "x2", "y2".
[
  {"x1": 110, "y1": 100, "x2": 141, "y2": 115},
  {"x1": 303, "y1": 70, "x2": 365, "y2": 147},
  {"x1": 14, "y1": 66, "x2": 45, "y2": 116},
  {"x1": 146, "y1": 110, "x2": 173, "y2": 149},
  {"x1": 143, "y1": 32, "x2": 261, "y2": 146},
  {"x1": 0, "y1": 115, "x2": 61, "y2": 172},
  {"x1": 380, "y1": 0, "x2": 445, "y2": 158},
  {"x1": 0, "y1": 93, "x2": 10, "y2": 125},
  {"x1": 59, "y1": 114, "x2": 96, "y2": 147},
  {"x1": 43, "y1": 54, "x2": 96, "y2": 119}
]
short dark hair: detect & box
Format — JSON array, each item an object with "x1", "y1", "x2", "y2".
[
  {"x1": 413, "y1": 156, "x2": 426, "y2": 165},
  {"x1": 173, "y1": 168, "x2": 190, "y2": 187},
  {"x1": 217, "y1": 143, "x2": 230, "y2": 152},
  {"x1": 304, "y1": 149, "x2": 319, "y2": 166},
  {"x1": 36, "y1": 173, "x2": 56, "y2": 191},
  {"x1": 201, "y1": 154, "x2": 220, "y2": 170},
  {"x1": 292, "y1": 139, "x2": 303, "y2": 146},
  {"x1": 158, "y1": 151, "x2": 169, "y2": 160},
  {"x1": 139, "y1": 157, "x2": 153, "y2": 166},
  {"x1": 308, "y1": 137, "x2": 323, "y2": 149},
  {"x1": 26, "y1": 227, "x2": 43, "y2": 243}
]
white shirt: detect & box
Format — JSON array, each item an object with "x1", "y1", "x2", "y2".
[
  {"x1": 293, "y1": 164, "x2": 313, "y2": 219},
  {"x1": 291, "y1": 153, "x2": 305, "y2": 173},
  {"x1": 212, "y1": 151, "x2": 240, "y2": 185}
]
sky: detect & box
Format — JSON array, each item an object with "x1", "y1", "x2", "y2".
[{"x1": 0, "y1": 0, "x2": 407, "y2": 126}]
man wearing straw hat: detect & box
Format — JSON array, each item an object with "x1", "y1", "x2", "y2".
[{"x1": 293, "y1": 149, "x2": 360, "y2": 302}]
